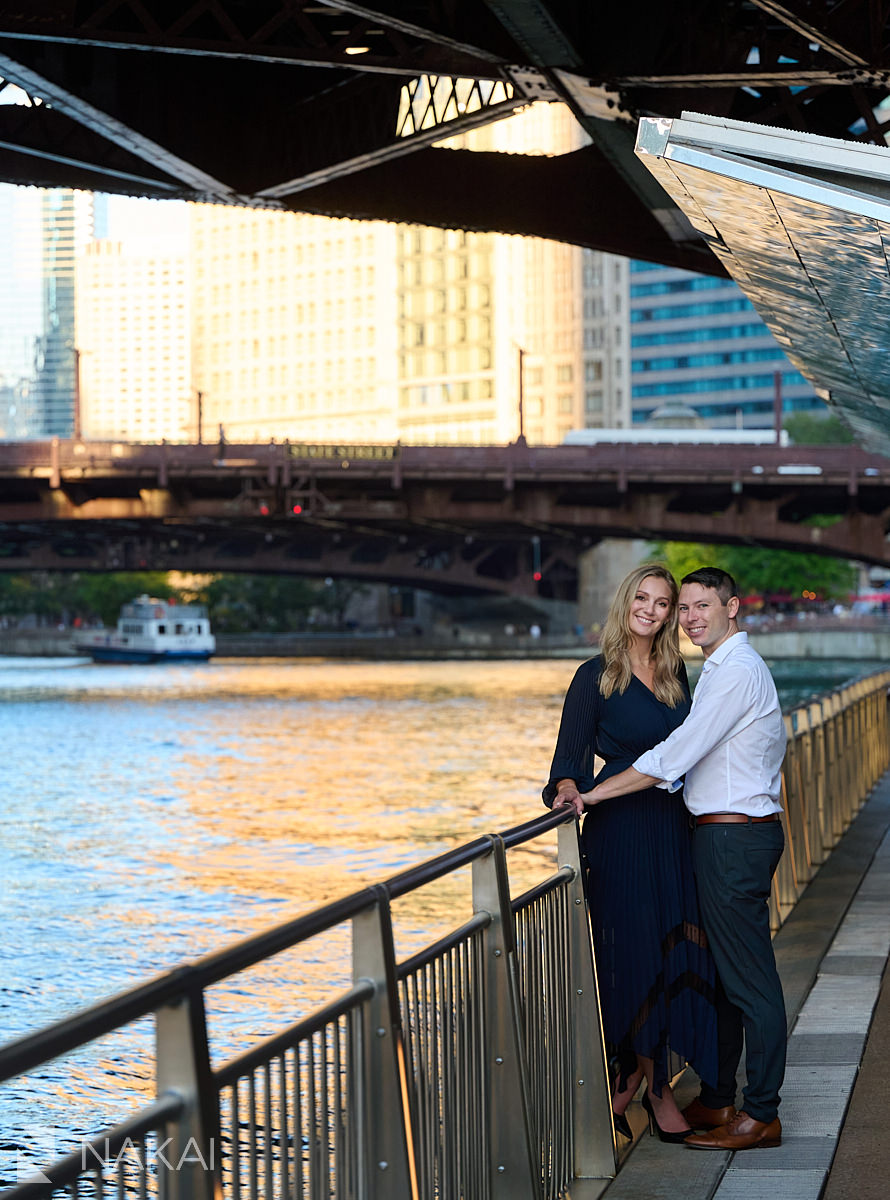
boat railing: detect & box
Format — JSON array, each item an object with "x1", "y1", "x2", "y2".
[{"x1": 2, "y1": 669, "x2": 889, "y2": 1200}]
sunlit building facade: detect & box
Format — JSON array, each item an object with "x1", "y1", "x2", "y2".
[
  {"x1": 75, "y1": 237, "x2": 190, "y2": 441},
  {"x1": 396, "y1": 102, "x2": 630, "y2": 445},
  {"x1": 189, "y1": 206, "x2": 400, "y2": 443},
  {"x1": 188, "y1": 101, "x2": 630, "y2": 447}
]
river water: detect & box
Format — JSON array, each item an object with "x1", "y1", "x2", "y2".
[{"x1": 0, "y1": 653, "x2": 884, "y2": 1173}]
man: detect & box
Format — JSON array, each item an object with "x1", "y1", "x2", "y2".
[{"x1": 582, "y1": 567, "x2": 787, "y2": 1151}]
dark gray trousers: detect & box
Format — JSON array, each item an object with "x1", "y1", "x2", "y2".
[{"x1": 693, "y1": 819, "x2": 787, "y2": 1123}]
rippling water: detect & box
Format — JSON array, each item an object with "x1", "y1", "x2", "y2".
[{"x1": 0, "y1": 653, "x2": 882, "y2": 1172}]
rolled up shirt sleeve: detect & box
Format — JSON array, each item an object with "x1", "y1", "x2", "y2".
[
  {"x1": 633, "y1": 747, "x2": 684, "y2": 791},
  {"x1": 632, "y1": 659, "x2": 759, "y2": 785}
]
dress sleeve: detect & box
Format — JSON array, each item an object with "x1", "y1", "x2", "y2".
[{"x1": 542, "y1": 658, "x2": 602, "y2": 806}]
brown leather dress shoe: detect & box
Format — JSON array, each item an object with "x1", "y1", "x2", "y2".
[
  {"x1": 682, "y1": 1096, "x2": 737, "y2": 1130},
  {"x1": 685, "y1": 1110, "x2": 781, "y2": 1151}
]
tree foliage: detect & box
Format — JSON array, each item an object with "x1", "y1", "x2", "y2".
[
  {"x1": 784, "y1": 412, "x2": 854, "y2": 445},
  {"x1": 649, "y1": 541, "x2": 857, "y2": 601},
  {"x1": 0, "y1": 571, "x2": 366, "y2": 631},
  {"x1": 649, "y1": 413, "x2": 860, "y2": 603}
]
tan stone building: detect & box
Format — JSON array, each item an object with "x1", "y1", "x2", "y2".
[
  {"x1": 75, "y1": 236, "x2": 190, "y2": 442},
  {"x1": 188, "y1": 101, "x2": 630, "y2": 447},
  {"x1": 188, "y1": 206, "x2": 399, "y2": 443}
]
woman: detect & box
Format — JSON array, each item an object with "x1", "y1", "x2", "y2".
[{"x1": 543, "y1": 563, "x2": 717, "y2": 1142}]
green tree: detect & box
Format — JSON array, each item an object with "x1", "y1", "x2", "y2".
[
  {"x1": 70, "y1": 572, "x2": 174, "y2": 625},
  {"x1": 193, "y1": 573, "x2": 328, "y2": 633},
  {"x1": 649, "y1": 541, "x2": 857, "y2": 602},
  {"x1": 784, "y1": 412, "x2": 854, "y2": 445}
]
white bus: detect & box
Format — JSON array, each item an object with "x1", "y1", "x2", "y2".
[{"x1": 563, "y1": 428, "x2": 789, "y2": 446}]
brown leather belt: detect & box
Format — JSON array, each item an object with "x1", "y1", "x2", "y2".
[{"x1": 694, "y1": 813, "x2": 781, "y2": 826}]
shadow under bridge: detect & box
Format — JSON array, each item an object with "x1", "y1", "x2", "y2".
[{"x1": 0, "y1": 440, "x2": 888, "y2": 596}]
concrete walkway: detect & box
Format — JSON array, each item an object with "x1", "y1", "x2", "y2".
[{"x1": 600, "y1": 773, "x2": 890, "y2": 1200}]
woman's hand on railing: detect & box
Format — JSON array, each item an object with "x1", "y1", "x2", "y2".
[{"x1": 551, "y1": 782, "x2": 584, "y2": 818}]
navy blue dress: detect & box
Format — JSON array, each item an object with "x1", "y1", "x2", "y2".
[{"x1": 543, "y1": 656, "x2": 717, "y2": 1096}]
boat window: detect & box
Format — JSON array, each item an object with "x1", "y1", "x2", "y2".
[
  {"x1": 157, "y1": 624, "x2": 166, "y2": 635},
  {"x1": 175, "y1": 623, "x2": 184, "y2": 634}
]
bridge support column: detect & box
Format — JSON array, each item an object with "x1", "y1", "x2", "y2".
[{"x1": 576, "y1": 540, "x2": 647, "y2": 631}]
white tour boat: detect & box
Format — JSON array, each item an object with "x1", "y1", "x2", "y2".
[{"x1": 76, "y1": 595, "x2": 216, "y2": 663}]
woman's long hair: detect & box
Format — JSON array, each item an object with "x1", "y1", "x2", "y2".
[{"x1": 598, "y1": 563, "x2": 685, "y2": 707}]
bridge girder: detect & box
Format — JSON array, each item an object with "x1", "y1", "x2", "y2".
[
  {"x1": 0, "y1": 441, "x2": 888, "y2": 599},
  {"x1": 1, "y1": 2, "x2": 889, "y2": 270}
]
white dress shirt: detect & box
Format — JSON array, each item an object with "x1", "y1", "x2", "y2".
[{"x1": 633, "y1": 631, "x2": 786, "y2": 817}]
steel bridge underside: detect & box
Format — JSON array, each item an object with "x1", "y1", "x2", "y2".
[
  {"x1": 1, "y1": 2, "x2": 890, "y2": 274},
  {"x1": 1, "y1": 442, "x2": 889, "y2": 598}
]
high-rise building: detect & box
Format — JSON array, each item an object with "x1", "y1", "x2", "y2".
[
  {"x1": 75, "y1": 237, "x2": 190, "y2": 441},
  {"x1": 628, "y1": 260, "x2": 821, "y2": 428},
  {"x1": 189, "y1": 205, "x2": 400, "y2": 443},
  {"x1": 395, "y1": 102, "x2": 629, "y2": 445},
  {"x1": 32, "y1": 190, "x2": 94, "y2": 437},
  {"x1": 189, "y1": 101, "x2": 630, "y2": 447},
  {"x1": 0, "y1": 184, "x2": 42, "y2": 437}
]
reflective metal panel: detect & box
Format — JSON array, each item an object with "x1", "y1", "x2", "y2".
[{"x1": 635, "y1": 113, "x2": 890, "y2": 454}]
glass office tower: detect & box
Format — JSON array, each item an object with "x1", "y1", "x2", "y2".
[
  {"x1": 32, "y1": 189, "x2": 94, "y2": 437},
  {"x1": 0, "y1": 184, "x2": 42, "y2": 437},
  {"x1": 629, "y1": 261, "x2": 822, "y2": 428}
]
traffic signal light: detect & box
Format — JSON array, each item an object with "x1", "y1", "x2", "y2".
[{"x1": 532, "y1": 535, "x2": 542, "y2": 585}]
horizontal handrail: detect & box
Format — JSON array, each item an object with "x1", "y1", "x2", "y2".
[
  {"x1": 501, "y1": 805, "x2": 574, "y2": 848},
  {"x1": 383, "y1": 834, "x2": 495, "y2": 898},
  {"x1": 511, "y1": 865, "x2": 576, "y2": 914},
  {"x1": 2, "y1": 1092, "x2": 185, "y2": 1200},
  {"x1": 396, "y1": 911, "x2": 491, "y2": 980},
  {"x1": 0, "y1": 887, "x2": 382, "y2": 1084},
  {"x1": 215, "y1": 979, "x2": 376, "y2": 1088}
]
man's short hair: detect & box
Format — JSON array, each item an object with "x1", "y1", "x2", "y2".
[{"x1": 680, "y1": 566, "x2": 739, "y2": 605}]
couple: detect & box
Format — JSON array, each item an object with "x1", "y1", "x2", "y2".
[{"x1": 544, "y1": 564, "x2": 787, "y2": 1151}]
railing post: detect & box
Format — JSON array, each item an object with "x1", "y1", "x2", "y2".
[
  {"x1": 352, "y1": 888, "x2": 419, "y2": 1200},
  {"x1": 557, "y1": 819, "x2": 617, "y2": 1186},
  {"x1": 472, "y1": 838, "x2": 542, "y2": 1200},
  {"x1": 155, "y1": 987, "x2": 221, "y2": 1200}
]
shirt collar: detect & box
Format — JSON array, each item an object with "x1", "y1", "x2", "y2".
[{"x1": 701, "y1": 629, "x2": 748, "y2": 671}]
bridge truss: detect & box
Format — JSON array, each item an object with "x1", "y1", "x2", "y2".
[
  {"x1": 1, "y1": 2, "x2": 890, "y2": 271},
  {"x1": 1, "y1": 440, "x2": 888, "y2": 598}
]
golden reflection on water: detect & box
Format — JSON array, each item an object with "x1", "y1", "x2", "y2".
[
  {"x1": 156, "y1": 658, "x2": 578, "y2": 907},
  {"x1": 155, "y1": 659, "x2": 579, "y2": 1054},
  {"x1": 2, "y1": 657, "x2": 585, "y2": 1162}
]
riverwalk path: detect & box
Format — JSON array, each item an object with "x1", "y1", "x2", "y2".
[{"x1": 605, "y1": 771, "x2": 890, "y2": 1199}]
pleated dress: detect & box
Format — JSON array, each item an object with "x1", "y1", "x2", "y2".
[{"x1": 543, "y1": 656, "x2": 718, "y2": 1097}]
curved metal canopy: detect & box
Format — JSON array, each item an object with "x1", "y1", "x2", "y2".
[
  {"x1": 636, "y1": 112, "x2": 890, "y2": 453},
  {"x1": 1, "y1": 2, "x2": 890, "y2": 274}
]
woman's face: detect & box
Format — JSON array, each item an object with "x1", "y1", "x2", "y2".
[{"x1": 628, "y1": 575, "x2": 673, "y2": 641}]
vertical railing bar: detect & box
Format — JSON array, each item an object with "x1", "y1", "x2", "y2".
[
  {"x1": 277, "y1": 1051, "x2": 289, "y2": 1200},
  {"x1": 443, "y1": 945, "x2": 455, "y2": 1200},
  {"x1": 331, "y1": 1017, "x2": 341, "y2": 1200},
  {"x1": 231, "y1": 1082, "x2": 242, "y2": 1200},
  {"x1": 306, "y1": 1034, "x2": 319, "y2": 1200},
  {"x1": 139, "y1": 1130, "x2": 149, "y2": 1200},
  {"x1": 320, "y1": 1025, "x2": 331, "y2": 1200},
  {"x1": 262, "y1": 1060, "x2": 273, "y2": 1200},
  {"x1": 248, "y1": 1070, "x2": 258, "y2": 1200},
  {"x1": 292, "y1": 1040, "x2": 304, "y2": 1200}
]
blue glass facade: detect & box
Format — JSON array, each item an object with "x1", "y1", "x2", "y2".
[{"x1": 629, "y1": 261, "x2": 823, "y2": 428}]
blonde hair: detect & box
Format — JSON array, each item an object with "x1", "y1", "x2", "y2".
[{"x1": 599, "y1": 563, "x2": 685, "y2": 707}]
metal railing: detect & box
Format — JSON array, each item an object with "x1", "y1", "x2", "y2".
[
  {"x1": 2, "y1": 669, "x2": 889, "y2": 1200},
  {"x1": 771, "y1": 668, "x2": 890, "y2": 928},
  {"x1": 0, "y1": 816, "x2": 614, "y2": 1200}
]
